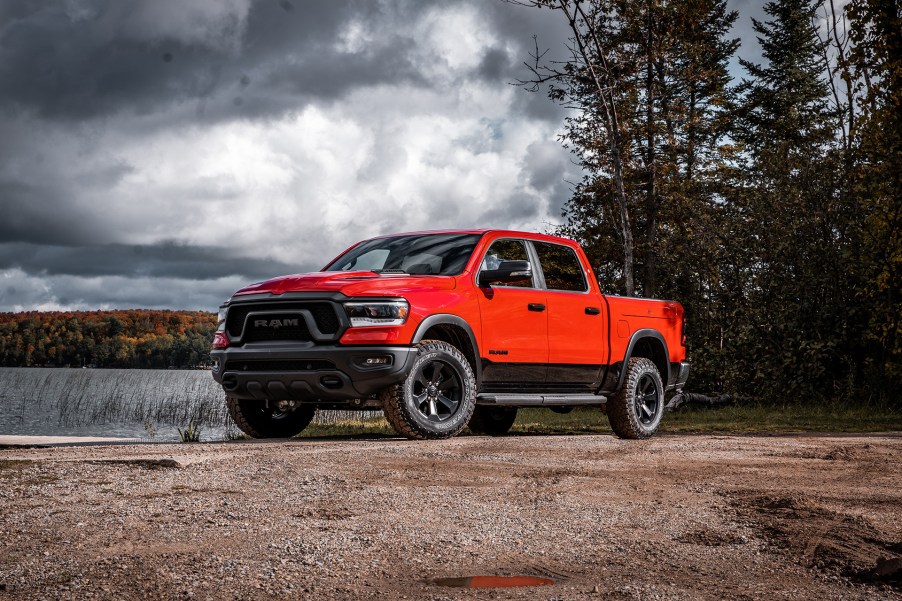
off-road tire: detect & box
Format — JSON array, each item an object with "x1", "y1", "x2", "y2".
[
  {"x1": 226, "y1": 396, "x2": 317, "y2": 438},
  {"x1": 607, "y1": 357, "x2": 664, "y2": 439},
  {"x1": 381, "y1": 340, "x2": 476, "y2": 440},
  {"x1": 468, "y1": 406, "x2": 518, "y2": 436}
]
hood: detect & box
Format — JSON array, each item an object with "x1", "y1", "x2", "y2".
[{"x1": 232, "y1": 271, "x2": 456, "y2": 297}]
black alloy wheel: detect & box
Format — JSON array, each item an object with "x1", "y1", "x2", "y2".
[
  {"x1": 634, "y1": 372, "x2": 661, "y2": 426},
  {"x1": 381, "y1": 340, "x2": 476, "y2": 440},
  {"x1": 226, "y1": 396, "x2": 317, "y2": 438},
  {"x1": 468, "y1": 406, "x2": 518, "y2": 436},
  {"x1": 411, "y1": 359, "x2": 462, "y2": 422},
  {"x1": 607, "y1": 357, "x2": 664, "y2": 439}
]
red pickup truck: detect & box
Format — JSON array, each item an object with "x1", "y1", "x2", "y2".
[{"x1": 211, "y1": 230, "x2": 688, "y2": 440}]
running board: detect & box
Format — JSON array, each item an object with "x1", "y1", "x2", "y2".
[{"x1": 476, "y1": 393, "x2": 607, "y2": 407}]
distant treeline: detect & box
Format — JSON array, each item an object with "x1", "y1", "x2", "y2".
[{"x1": 0, "y1": 311, "x2": 217, "y2": 369}]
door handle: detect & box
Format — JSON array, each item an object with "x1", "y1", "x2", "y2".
[
  {"x1": 585, "y1": 307, "x2": 601, "y2": 315},
  {"x1": 528, "y1": 303, "x2": 546, "y2": 312}
]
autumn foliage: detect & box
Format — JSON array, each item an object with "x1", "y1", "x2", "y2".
[{"x1": 0, "y1": 311, "x2": 217, "y2": 368}]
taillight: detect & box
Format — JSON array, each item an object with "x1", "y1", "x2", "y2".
[{"x1": 212, "y1": 331, "x2": 230, "y2": 349}]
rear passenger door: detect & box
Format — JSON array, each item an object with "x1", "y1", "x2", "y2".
[{"x1": 532, "y1": 240, "x2": 606, "y2": 387}]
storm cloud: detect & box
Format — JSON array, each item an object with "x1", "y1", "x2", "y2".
[{"x1": 0, "y1": 0, "x2": 758, "y2": 311}]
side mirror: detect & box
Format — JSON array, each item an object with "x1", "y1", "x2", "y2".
[{"x1": 478, "y1": 260, "x2": 532, "y2": 287}]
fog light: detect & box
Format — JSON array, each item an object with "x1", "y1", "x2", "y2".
[{"x1": 364, "y1": 356, "x2": 391, "y2": 365}]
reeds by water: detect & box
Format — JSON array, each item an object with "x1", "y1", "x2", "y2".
[{"x1": 0, "y1": 368, "x2": 380, "y2": 435}]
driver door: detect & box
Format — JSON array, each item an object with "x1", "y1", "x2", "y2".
[{"x1": 475, "y1": 238, "x2": 548, "y2": 386}]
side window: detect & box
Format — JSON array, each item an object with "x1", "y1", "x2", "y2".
[
  {"x1": 534, "y1": 242, "x2": 588, "y2": 292},
  {"x1": 479, "y1": 239, "x2": 533, "y2": 288}
]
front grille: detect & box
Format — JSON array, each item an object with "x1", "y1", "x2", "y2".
[
  {"x1": 225, "y1": 301, "x2": 343, "y2": 341},
  {"x1": 224, "y1": 360, "x2": 334, "y2": 372},
  {"x1": 307, "y1": 303, "x2": 340, "y2": 334},
  {"x1": 241, "y1": 315, "x2": 313, "y2": 343}
]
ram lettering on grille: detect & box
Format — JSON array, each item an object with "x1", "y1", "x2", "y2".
[{"x1": 254, "y1": 318, "x2": 299, "y2": 328}]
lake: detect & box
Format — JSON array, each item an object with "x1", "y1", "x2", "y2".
[{"x1": 0, "y1": 368, "x2": 377, "y2": 442}]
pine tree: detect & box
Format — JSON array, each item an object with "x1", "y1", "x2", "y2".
[
  {"x1": 847, "y1": 0, "x2": 902, "y2": 393},
  {"x1": 734, "y1": 0, "x2": 848, "y2": 400}
]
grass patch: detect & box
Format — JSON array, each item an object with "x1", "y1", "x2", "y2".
[
  {"x1": 292, "y1": 401, "x2": 902, "y2": 439},
  {"x1": 662, "y1": 400, "x2": 902, "y2": 433},
  {"x1": 177, "y1": 421, "x2": 202, "y2": 443},
  {"x1": 299, "y1": 418, "x2": 395, "y2": 438}
]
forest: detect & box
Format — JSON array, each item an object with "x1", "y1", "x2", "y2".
[
  {"x1": 0, "y1": 310, "x2": 217, "y2": 369},
  {"x1": 512, "y1": 0, "x2": 901, "y2": 405}
]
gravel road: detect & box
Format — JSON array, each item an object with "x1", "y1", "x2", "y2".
[{"x1": 1, "y1": 433, "x2": 900, "y2": 600}]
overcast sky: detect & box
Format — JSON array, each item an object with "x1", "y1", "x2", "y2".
[{"x1": 0, "y1": 0, "x2": 769, "y2": 312}]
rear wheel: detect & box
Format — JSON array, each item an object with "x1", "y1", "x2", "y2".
[
  {"x1": 381, "y1": 340, "x2": 476, "y2": 440},
  {"x1": 468, "y1": 406, "x2": 518, "y2": 436},
  {"x1": 227, "y1": 396, "x2": 316, "y2": 438},
  {"x1": 607, "y1": 357, "x2": 664, "y2": 439}
]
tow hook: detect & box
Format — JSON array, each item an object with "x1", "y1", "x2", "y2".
[{"x1": 275, "y1": 399, "x2": 299, "y2": 411}]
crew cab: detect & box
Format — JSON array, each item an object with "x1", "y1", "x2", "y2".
[{"x1": 211, "y1": 230, "x2": 689, "y2": 440}]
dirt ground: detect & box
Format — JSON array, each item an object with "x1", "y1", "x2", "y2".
[{"x1": 1, "y1": 433, "x2": 900, "y2": 600}]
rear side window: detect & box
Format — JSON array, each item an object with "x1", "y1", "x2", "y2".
[{"x1": 534, "y1": 242, "x2": 588, "y2": 292}]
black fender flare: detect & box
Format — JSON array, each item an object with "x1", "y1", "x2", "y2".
[
  {"x1": 411, "y1": 314, "x2": 482, "y2": 384},
  {"x1": 614, "y1": 329, "x2": 670, "y2": 391}
]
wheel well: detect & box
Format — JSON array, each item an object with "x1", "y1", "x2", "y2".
[
  {"x1": 421, "y1": 324, "x2": 478, "y2": 378},
  {"x1": 630, "y1": 336, "x2": 668, "y2": 383}
]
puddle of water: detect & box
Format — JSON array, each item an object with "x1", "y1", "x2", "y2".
[{"x1": 432, "y1": 575, "x2": 554, "y2": 588}]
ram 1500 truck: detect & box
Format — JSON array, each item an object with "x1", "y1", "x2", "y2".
[{"x1": 211, "y1": 230, "x2": 689, "y2": 440}]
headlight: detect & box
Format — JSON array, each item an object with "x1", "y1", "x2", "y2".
[
  {"x1": 344, "y1": 301, "x2": 409, "y2": 327},
  {"x1": 216, "y1": 306, "x2": 228, "y2": 331}
]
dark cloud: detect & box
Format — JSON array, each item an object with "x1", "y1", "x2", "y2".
[
  {"x1": 0, "y1": 180, "x2": 105, "y2": 245},
  {"x1": 0, "y1": 269, "x2": 245, "y2": 311},
  {"x1": 0, "y1": 0, "x2": 443, "y2": 123},
  {"x1": 0, "y1": 241, "x2": 311, "y2": 281},
  {"x1": 259, "y1": 36, "x2": 427, "y2": 105},
  {"x1": 0, "y1": 0, "x2": 578, "y2": 125}
]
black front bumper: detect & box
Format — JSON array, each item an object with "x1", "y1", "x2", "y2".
[{"x1": 211, "y1": 343, "x2": 418, "y2": 402}]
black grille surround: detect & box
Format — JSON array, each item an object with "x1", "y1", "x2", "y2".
[{"x1": 224, "y1": 297, "x2": 348, "y2": 345}]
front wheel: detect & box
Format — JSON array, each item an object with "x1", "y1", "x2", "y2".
[
  {"x1": 381, "y1": 340, "x2": 476, "y2": 440},
  {"x1": 607, "y1": 357, "x2": 664, "y2": 439},
  {"x1": 227, "y1": 396, "x2": 317, "y2": 438}
]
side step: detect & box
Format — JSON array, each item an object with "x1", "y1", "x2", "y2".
[{"x1": 476, "y1": 393, "x2": 607, "y2": 407}]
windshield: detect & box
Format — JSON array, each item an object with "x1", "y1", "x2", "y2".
[{"x1": 324, "y1": 233, "x2": 483, "y2": 276}]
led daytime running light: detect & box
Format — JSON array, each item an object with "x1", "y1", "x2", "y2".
[{"x1": 344, "y1": 301, "x2": 409, "y2": 327}]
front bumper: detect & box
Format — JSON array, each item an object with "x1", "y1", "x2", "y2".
[{"x1": 211, "y1": 343, "x2": 418, "y2": 402}]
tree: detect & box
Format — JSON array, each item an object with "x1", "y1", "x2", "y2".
[
  {"x1": 847, "y1": 0, "x2": 902, "y2": 391},
  {"x1": 511, "y1": 0, "x2": 638, "y2": 294},
  {"x1": 510, "y1": 0, "x2": 739, "y2": 303},
  {"x1": 731, "y1": 0, "x2": 853, "y2": 399}
]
